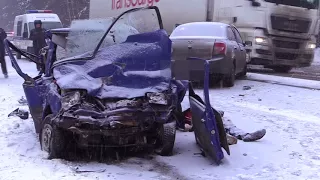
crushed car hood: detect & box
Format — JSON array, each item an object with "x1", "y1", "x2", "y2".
[{"x1": 53, "y1": 30, "x2": 172, "y2": 99}]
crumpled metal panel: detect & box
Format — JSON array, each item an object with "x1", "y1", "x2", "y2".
[{"x1": 53, "y1": 30, "x2": 172, "y2": 99}]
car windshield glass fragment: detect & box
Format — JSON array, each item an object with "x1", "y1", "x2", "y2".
[{"x1": 62, "y1": 8, "x2": 160, "y2": 60}]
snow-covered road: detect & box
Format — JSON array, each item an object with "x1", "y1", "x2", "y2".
[{"x1": 0, "y1": 58, "x2": 320, "y2": 180}]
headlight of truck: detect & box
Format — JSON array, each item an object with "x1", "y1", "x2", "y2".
[
  {"x1": 255, "y1": 37, "x2": 268, "y2": 45},
  {"x1": 307, "y1": 43, "x2": 316, "y2": 49},
  {"x1": 146, "y1": 92, "x2": 168, "y2": 105}
]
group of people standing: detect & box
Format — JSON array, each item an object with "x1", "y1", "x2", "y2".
[{"x1": 0, "y1": 20, "x2": 47, "y2": 78}]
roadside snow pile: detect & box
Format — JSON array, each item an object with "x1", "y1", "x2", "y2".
[{"x1": 246, "y1": 73, "x2": 320, "y2": 90}]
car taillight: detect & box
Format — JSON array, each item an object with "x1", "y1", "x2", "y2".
[{"x1": 213, "y1": 42, "x2": 226, "y2": 56}]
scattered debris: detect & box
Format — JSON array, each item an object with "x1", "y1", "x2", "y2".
[
  {"x1": 239, "y1": 94, "x2": 245, "y2": 97},
  {"x1": 8, "y1": 108, "x2": 29, "y2": 120},
  {"x1": 243, "y1": 86, "x2": 252, "y2": 90},
  {"x1": 71, "y1": 167, "x2": 106, "y2": 173},
  {"x1": 18, "y1": 96, "x2": 28, "y2": 105},
  {"x1": 227, "y1": 134, "x2": 238, "y2": 145}
]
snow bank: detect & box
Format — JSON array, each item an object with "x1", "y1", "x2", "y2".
[{"x1": 246, "y1": 73, "x2": 320, "y2": 90}]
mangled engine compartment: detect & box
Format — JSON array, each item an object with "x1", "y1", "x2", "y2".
[{"x1": 57, "y1": 89, "x2": 175, "y2": 148}]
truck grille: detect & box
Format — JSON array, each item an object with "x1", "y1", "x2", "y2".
[
  {"x1": 273, "y1": 40, "x2": 300, "y2": 49},
  {"x1": 270, "y1": 15, "x2": 310, "y2": 33},
  {"x1": 275, "y1": 52, "x2": 298, "y2": 60}
]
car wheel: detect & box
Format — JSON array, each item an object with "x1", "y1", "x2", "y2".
[
  {"x1": 155, "y1": 121, "x2": 176, "y2": 156},
  {"x1": 40, "y1": 115, "x2": 66, "y2": 159},
  {"x1": 223, "y1": 62, "x2": 236, "y2": 87},
  {"x1": 272, "y1": 66, "x2": 292, "y2": 73},
  {"x1": 16, "y1": 52, "x2": 21, "y2": 59}
]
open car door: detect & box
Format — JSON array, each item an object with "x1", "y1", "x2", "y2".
[
  {"x1": 173, "y1": 57, "x2": 230, "y2": 164},
  {"x1": 4, "y1": 38, "x2": 52, "y2": 133}
]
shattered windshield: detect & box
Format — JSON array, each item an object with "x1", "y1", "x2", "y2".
[
  {"x1": 264, "y1": 0, "x2": 319, "y2": 9},
  {"x1": 64, "y1": 18, "x2": 114, "y2": 58},
  {"x1": 63, "y1": 8, "x2": 160, "y2": 60}
]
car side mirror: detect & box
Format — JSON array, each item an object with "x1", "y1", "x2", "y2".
[
  {"x1": 244, "y1": 41, "x2": 252, "y2": 46},
  {"x1": 23, "y1": 32, "x2": 28, "y2": 38}
]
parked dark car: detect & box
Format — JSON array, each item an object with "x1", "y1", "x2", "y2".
[
  {"x1": 170, "y1": 22, "x2": 249, "y2": 87},
  {"x1": 5, "y1": 7, "x2": 230, "y2": 164}
]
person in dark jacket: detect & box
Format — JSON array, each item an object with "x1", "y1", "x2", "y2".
[
  {"x1": 29, "y1": 20, "x2": 47, "y2": 71},
  {"x1": 0, "y1": 28, "x2": 8, "y2": 78}
]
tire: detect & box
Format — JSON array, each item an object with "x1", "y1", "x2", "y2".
[
  {"x1": 39, "y1": 115, "x2": 66, "y2": 159},
  {"x1": 155, "y1": 121, "x2": 176, "y2": 156},
  {"x1": 272, "y1": 66, "x2": 292, "y2": 73},
  {"x1": 223, "y1": 62, "x2": 236, "y2": 87},
  {"x1": 16, "y1": 52, "x2": 21, "y2": 59}
]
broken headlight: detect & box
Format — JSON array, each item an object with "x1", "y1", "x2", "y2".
[
  {"x1": 146, "y1": 92, "x2": 168, "y2": 105},
  {"x1": 61, "y1": 91, "x2": 81, "y2": 110}
]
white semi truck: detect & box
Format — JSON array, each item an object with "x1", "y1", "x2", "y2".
[{"x1": 89, "y1": 0, "x2": 320, "y2": 72}]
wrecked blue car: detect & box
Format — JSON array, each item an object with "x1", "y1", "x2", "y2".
[{"x1": 5, "y1": 7, "x2": 230, "y2": 164}]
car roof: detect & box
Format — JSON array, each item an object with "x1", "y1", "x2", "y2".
[{"x1": 179, "y1": 22, "x2": 230, "y2": 28}]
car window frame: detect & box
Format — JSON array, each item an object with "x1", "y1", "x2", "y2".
[
  {"x1": 231, "y1": 26, "x2": 244, "y2": 44},
  {"x1": 226, "y1": 27, "x2": 236, "y2": 41}
]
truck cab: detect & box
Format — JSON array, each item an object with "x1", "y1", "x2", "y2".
[
  {"x1": 215, "y1": 0, "x2": 319, "y2": 72},
  {"x1": 12, "y1": 10, "x2": 63, "y2": 59}
]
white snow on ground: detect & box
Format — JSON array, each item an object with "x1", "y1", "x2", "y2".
[{"x1": 1, "y1": 57, "x2": 320, "y2": 180}]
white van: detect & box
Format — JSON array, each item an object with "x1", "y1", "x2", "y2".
[{"x1": 12, "y1": 10, "x2": 63, "y2": 59}]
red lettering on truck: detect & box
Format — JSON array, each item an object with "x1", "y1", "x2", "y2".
[{"x1": 112, "y1": 0, "x2": 160, "y2": 10}]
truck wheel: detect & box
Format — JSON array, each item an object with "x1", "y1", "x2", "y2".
[
  {"x1": 272, "y1": 66, "x2": 292, "y2": 73},
  {"x1": 39, "y1": 115, "x2": 66, "y2": 159},
  {"x1": 16, "y1": 52, "x2": 21, "y2": 59},
  {"x1": 155, "y1": 121, "x2": 176, "y2": 156},
  {"x1": 223, "y1": 63, "x2": 236, "y2": 87}
]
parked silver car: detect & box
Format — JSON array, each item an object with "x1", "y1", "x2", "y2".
[{"x1": 170, "y1": 22, "x2": 248, "y2": 87}]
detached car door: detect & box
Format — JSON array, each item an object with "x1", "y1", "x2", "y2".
[{"x1": 188, "y1": 82, "x2": 230, "y2": 164}]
